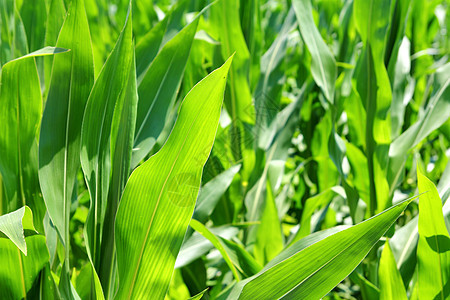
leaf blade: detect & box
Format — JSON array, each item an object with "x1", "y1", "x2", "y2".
[{"x1": 115, "y1": 56, "x2": 233, "y2": 299}]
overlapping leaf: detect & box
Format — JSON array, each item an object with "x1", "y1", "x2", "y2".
[
  {"x1": 417, "y1": 168, "x2": 450, "y2": 299},
  {"x1": 39, "y1": 0, "x2": 94, "y2": 252}
]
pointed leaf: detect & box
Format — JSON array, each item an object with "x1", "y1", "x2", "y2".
[
  {"x1": 132, "y1": 16, "x2": 199, "y2": 168},
  {"x1": 190, "y1": 219, "x2": 241, "y2": 281},
  {"x1": 0, "y1": 235, "x2": 49, "y2": 299},
  {"x1": 379, "y1": 240, "x2": 408, "y2": 300},
  {"x1": 115, "y1": 56, "x2": 233, "y2": 299},
  {"x1": 292, "y1": 0, "x2": 336, "y2": 103},
  {"x1": 80, "y1": 8, "x2": 133, "y2": 267},
  {"x1": 193, "y1": 164, "x2": 241, "y2": 222},
  {"x1": 39, "y1": 0, "x2": 94, "y2": 251},
  {"x1": 417, "y1": 168, "x2": 450, "y2": 299},
  {"x1": 229, "y1": 197, "x2": 415, "y2": 299},
  {"x1": 0, "y1": 48, "x2": 64, "y2": 229},
  {"x1": 0, "y1": 206, "x2": 35, "y2": 255}
]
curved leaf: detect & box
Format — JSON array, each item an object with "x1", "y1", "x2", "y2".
[
  {"x1": 0, "y1": 206, "x2": 35, "y2": 255},
  {"x1": 175, "y1": 226, "x2": 239, "y2": 269},
  {"x1": 379, "y1": 240, "x2": 407, "y2": 300},
  {"x1": 115, "y1": 56, "x2": 233, "y2": 299},
  {"x1": 193, "y1": 164, "x2": 241, "y2": 223},
  {"x1": 292, "y1": 0, "x2": 336, "y2": 103},
  {"x1": 39, "y1": 0, "x2": 94, "y2": 254},
  {"x1": 417, "y1": 168, "x2": 450, "y2": 299},
  {"x1": 229, "y1": 197, "x2": 415, "y2": 299},
  {"x1": 0, "y1": 48, "x2": 64, "y2": 230},
  {"x1": 0, "y1": 235, "x2": 49, "y2": 299},
  {"x1": 80, "y1": 6, "x2": 133, "y2": 268},
  {"x1": 190, "y1": 219, "x2": 241, "y2": 281},
  {"x1": 132, "y1": 15, "x2": 199, "y2": 168}
]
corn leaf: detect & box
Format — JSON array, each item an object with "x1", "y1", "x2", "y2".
[
  {"x1": 0, "y1": 235, "x2": 49, "y2": 299},
  {"x1": 190, "y1": 219, "x2": 241, "y2": 281},
  {"x1": 210, "y1": 0, "x2": 254, "y2": 125},
  {"x1": 39, "y1": 0, "x2": 94, "y2": 253},
  {"x1": 114, "y1": 56, "x2": 233, "y2": 299},
  {"x1": 353, "y1": 0, "x2": 392, "y2": 214},
  {"x1": 379, "y1": 240, "x2": 407, "y2": 300},
  {"x1": 19, "y1": 0, "x2": 47, "y2": 52},
  {"x1": 0, "y1": 206, "x2": 35, "y2": 255},
  {"x1": 97, "y1": 21, "x2": 138, "y2": 299},
  {"x1": 188, "y1": 288, "x2": 208, "y2": 300},
  {"x1": 80, "y1": 6, "x2": 133, "y2": 268},
  {"x1": 135, "y1": 15, "x2": 168, "y2": 82},
  {"x1": 175, "y1": 226, "x2": 239, "y2": 269},
  {"x1": 131, "y1": 15, "x2": 199, "y2": 168},
  {"x1": 254, "y1": 182, "x2": 283, "y2": 265},
  {"x1": 254, "y1": 7, "x2": 296, "y2": 150},
  {"x1": 292, "y1": 0, "x2": 336, "y2": 103},
  {"x1": 417, "y1": 168, "x2": 450, "y2": 299},
  {"x1": 0, "y1": 47, "x2": 65, "y2": 230},
  {"x1": 0, "y1": 54, "x2": 41, "y2": 215},
  {"x1": 43, "y1": 0, "x2": 66, "y2": 98},
  {"x1": 388, "y1": 63, "x2": 450, "y2": 189},
  {"x1": 229, "y1": 196, "x2": 415, "y2": 299},
  {"x1": 193, "y1": 164, "x2": 241, "y2": 223},
  {"x1": 190, "y1": 219, "x2": 262, "y2": 279}
]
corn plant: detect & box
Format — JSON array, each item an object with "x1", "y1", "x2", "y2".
[{"x1": 0, "y1": 0, "x2": 449, "y2": 299}]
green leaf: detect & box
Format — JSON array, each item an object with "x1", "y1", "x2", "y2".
[
  {"x1": 37, "y1": 264, "x2": 61, "y2": 299},
  {"x1": 0, "y1": 54, "x2": 41, "y2": 214},
  {"x1": 229, "y1": 196, "x2": 415, "y2": 299},
  {"x1": 193, "y1": 164, "x2": 241, "y2": 223},
  {"x1": 19, "y1": 0, "x2": 47, "y2": 52},
  {"x1": 254, "y1": 7, "x2": 296, "y2": 150},
  {"x1": 389, "y1": 63, "x2": 450, "y2": 190},
  {"x1": 97, "y1": 18, "x2": 138, "y2": 298},
  {"x1": 417, "y1": 168, "x2": 450, "y2": 299},
  {"x1": 254, "y1": 182, "x2": 283, "y2": 265},
  {"x1": 240, "y1": 0, "x2": 263, "y2": 91},
  {"x1": 188, "y1": 288, "x2": 208, "y2": 300},
  {"x1": 80, "y1": 6, "x2": 133, "y2": 268},
  {"x1": 0, "y1": 235, "x2": 49, "y2": 299},
  {"x1": 43, "y1": 0, "x2": 66, "y2": 98},
  {"x1": 210, "y1": 0, "x2": 254, "y2": 124},
  {"x1": 189, "y1": 220, "x2": 261, "y2": 279},
  {"x1": 135, "y1": 13, "x2": 168, "y2": 82},
  {"x1": 74, "y1": 263, "x2": 105, "y2": 300},
  {"x1": 379, "y1": 240, "x2": 407, "y2": 300},
  {"x1": 39, "y1": 0, "x2": 94, "y2": 256},
  {"x1": 59, "y1": 261, "x2": 81, "y2": 300},
  {"x1": 349, "y1": 269, "x2": 380, "y2": 300},
  {"x1": 0, "y1": 48, "x2": 63, "y2": 229},
  {"x1": 292, "y1": 0, "x2": 336, "y2": 103},
  {"x1": 353, "y1": 0, "x2": 393, "y2": 214},
  {"x1": 390, "y1": 217, "x2": 418, "y2": 287},
  {"x1": 190, "y1": 219, "x2": 241, "y2": 281},
  {"x1": 132, "y1": 15, "x2": 199, "y2": 168},
  {"x1": 291, "y1": 187, "x2": 341, "y2": 243},
  {"x1": 0, "y1": 206, "x2": 35, "y2": 255},
  {"x1": 115, "y1": 56, "x2": 233, "y2": 299},
  {"x1": 176, "y1": 226, "x2": 239, "y2": 268},
  {"x1": 283, "y1": 226, "x2": 351, "y2": 267}
]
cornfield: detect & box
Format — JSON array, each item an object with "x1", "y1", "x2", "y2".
[{"x1": 0, "y1": 0, "x2": 449, "y2": 299}]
